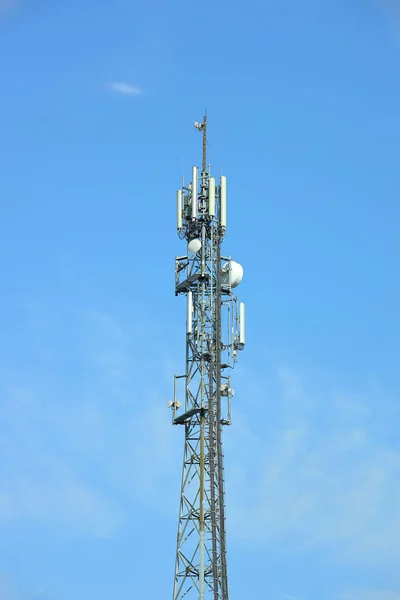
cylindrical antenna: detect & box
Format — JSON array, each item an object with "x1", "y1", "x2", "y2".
[
  {"x1": 192, "y1": 166, "x2": 198, "y2": 219},
  {"x1": 220, "y1": 176, "x2": 227, "y2": 228},
  {"x1": 239, "y1": 302, "x2": 245, "y2": 346},
  {"x1": 209, "y1": 177, "x2": 216, "y2": 218},
  {"x1": 176, "y1": 190, "x2": 183, "y2": 230},
  {"x1": 187, "y1": 291, "x2": 193, "y2": 334}
]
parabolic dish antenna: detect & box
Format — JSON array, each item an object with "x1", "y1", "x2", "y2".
[
  {"x1": 188, "y1": 238, "x2": 202, "y2": 254},
  {"x1": 221, "y1": 260, "x2": 243, "y2": 288}
]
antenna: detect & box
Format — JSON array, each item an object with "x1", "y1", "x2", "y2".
[
  {"x1": 170, "y1": 119, "x2": 246, "y2": 600},
  {"x1": 194, "y1": 114, "x2": 207, "y2": 174}
]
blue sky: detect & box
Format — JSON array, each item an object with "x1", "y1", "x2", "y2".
[{"x1": 0, "y1": 0, "x2": 400, "y2": 598}]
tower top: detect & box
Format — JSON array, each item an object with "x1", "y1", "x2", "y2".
[{"x1": 194, "y1": 115, "x2": 207, "y2": 174}]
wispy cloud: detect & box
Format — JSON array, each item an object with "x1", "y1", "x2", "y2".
[
  {"x1": 0, "y1": 305, "x2": 178, "y2": 537},
  {"x1": 107, "y1": 81, "x2": 142, "y2": 96},
  {"x1": 1, "y1": 292, "x2": 399, "y2": 594},
  {"x1": 377, "y1": 0, "x2": 400, "y2": 40},
  {"x1": 0, "y1": 409, "x2": 125, "y2": 536},
  {"x1": 0, "y1": 0, "x2": 19, "y2": 17},
  {"x1": 224, "y1": 365, "x2": 400, "y2": 572},
  {"x1": 0, "y1": 574, "x2": 20, "y2": 600},
  {"x1": 339, "y1": 590, "x2": 400, "y2": 600}
]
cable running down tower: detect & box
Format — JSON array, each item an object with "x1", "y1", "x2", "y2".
[{"x1": 169, "y1": 117, "x2": 245, "y2": 600}]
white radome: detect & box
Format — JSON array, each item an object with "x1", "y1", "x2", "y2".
[
  {"x1": 221, "y1": 260, "x2": 244, "y2": 288},
  {"x1": 188, "y1": 238, "x2": 202, "y2": 254}
]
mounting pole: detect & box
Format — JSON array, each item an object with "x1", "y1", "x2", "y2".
[
  {"x1": 199, "y1": 410, "x2": 205, "y2": 600},
  {"x1": 202, "y1": 115, "x2": 207, "y2": 174}
]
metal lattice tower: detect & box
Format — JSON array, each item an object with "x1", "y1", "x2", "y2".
[{"x1": 169, "y1": 117, "x2": 245, "y2": 600}]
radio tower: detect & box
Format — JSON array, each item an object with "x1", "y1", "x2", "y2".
[{"x1": 169, "y1": 117, "x2": 245, "y2": 600}]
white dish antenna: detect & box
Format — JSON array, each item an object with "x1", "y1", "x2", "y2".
[
  {"x1": 221, "y1": 260, "x2": 243, "y2": 288},
  {"x1": 188, "y1": 238, "x2": 202, "y2": 254}
]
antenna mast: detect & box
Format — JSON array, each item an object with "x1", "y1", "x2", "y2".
[
  {"x1": 170, "y1": 118, "x2": 246, "y2": 600},
  {"x1": 201, "y1": 114, "x2": 207, "y2": 173}
]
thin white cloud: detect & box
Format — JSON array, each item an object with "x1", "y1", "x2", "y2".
[
  {"x1": 377, "y1": 0, "x2": 400, "y2": 40},
  {"x1": 0, "y1": 0, "x2": 19, "y2": 16},
  {"x1": 340, "y1": 590, "x2": 400, "y2": 600},
  {"x1": 0, "y1": 435, "x2": 124, "y2": 536},
  {"x1": 224, "y1": 364, "x2": 400, "y2": 571},
  {"x1": 0, "y1": 306, "x2": 178, "y2": 536},
  {"x1": 0, "y1": 0, "x2": 18, "y2": 7},
  {"x1": 107, "y1": 81, "x2": 142, "y2": 96},
  {"x1": 0, "y1": 574, "x2": 20, "y2": 600},
  {"x1": 1, "y1": 294, "x2": 399, "y2": 590}
]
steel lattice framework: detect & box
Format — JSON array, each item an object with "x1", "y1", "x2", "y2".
[{"x1": 169, "y1": 117, "x2": 245, "y2": 600}]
